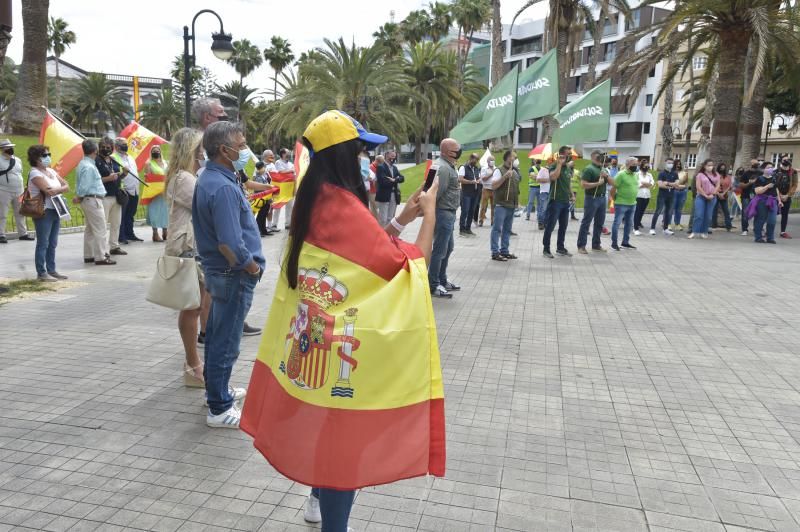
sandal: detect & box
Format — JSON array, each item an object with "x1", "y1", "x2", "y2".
[{"x1": 184, "y1": 363, "x2": 205, "y2": 388}]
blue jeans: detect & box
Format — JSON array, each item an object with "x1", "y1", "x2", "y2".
[
  {"x1": 203, "y1": 269, "x2": 259, "y2": 415},
  {"x1": 741, "y1": 196, "x2": 751, "y2": 232},
  {"x1": 429, "y1": 209, "x2": 455, "y2": 290},
  {"x1": 611, "y1": 204, "x2": 634, "y2": 246},
  {"x1": 651, "y1": 192, "x2": 674, "y2": 230},
  {"x1": 460, "y1": 193, "x2": 478, "y2": 231},
  {"x1": 673, "y1": 189, "x2": 688, "y2": 225},
  {"x1": 491, "y1": 205, "x2": 514, "y2": 254},
  {"x1": 542, "y1": 200, "x2": 570, "y2": 252},
  {"x1": 537, "y1": 191, "x2": 549, "y2": 224},
  {"x1": 33, "y1": 209, "x2": 60, "y2": 275},
  {"x1": 526, "y1": 187, "x2": 540, "y2": 218},
  {"x1": 311, "y1": 488, "x2": 356, "y2": 532},
  {"x1": 754, "y1": 200, "x2": 778, "y2": 241},
  {"x1": 577, "y1": 194, "x2": 606, "y2": 249},
  {"x1": 119, "y1": 193, "x2": 139, "y2": 241},
  {"x1": 692, "y1": 196, "x2": 716, "y2": 235},
  {"x1": 712, "y1": 197, "x2": 732, "y2": 229}
]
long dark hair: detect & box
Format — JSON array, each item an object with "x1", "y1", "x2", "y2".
[
  {"x1": 285, "y1": 138, "x2": 367, "y2": 289},
  {"x1": 695, "y1": 159, "x2": 714, "y2": 178}
]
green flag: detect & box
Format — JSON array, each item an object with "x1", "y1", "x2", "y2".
[
  {"x1": 450, "y1": 66, "x2": 519, "y2": 145},
  {"x1": 552, "y1": 79, "x2": 611, "y2": 146},
  {"x1": 516, "y1": 48, "x2": 559, "y2": 121}
]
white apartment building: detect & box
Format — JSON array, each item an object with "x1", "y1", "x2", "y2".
[{"x1": 502, "y1": 4, "x2": 672, "y2": 161}]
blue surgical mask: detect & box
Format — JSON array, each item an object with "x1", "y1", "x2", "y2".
[
  {"x1": 226, "y1": 146, "x2": 251, "y2": 171},
  {"x1": 41, "y1": 156, "x2": 52, "y2": 167}
]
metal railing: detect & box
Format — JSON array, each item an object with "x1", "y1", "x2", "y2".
[{"x1": 4, "y1": 202, "x2": 147, "y2": 235}]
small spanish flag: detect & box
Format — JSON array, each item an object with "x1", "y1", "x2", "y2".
[
  {"x1": 241, "y1": 183, "x2": 446, "y2": 490},
  {"x1": 119, "y1": 121, "x2": 167, "y2": 171},
  {"x1": 39, "y1": 109, "x2": 83, "y2": 176},
  {"x1": 248, "y1": 186, "x2": 280, "y2": 215},
  {"x1": 270, "y1": 170, "x2": 296, "y2": 209},
  {"x1": 294, "y1": 139, "x2": 310, "y2": 184},
  {"x1": 140, "y1": 162, "x2": 166, "y2": 206}
]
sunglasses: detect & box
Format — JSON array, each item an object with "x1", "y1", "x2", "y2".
[
  {"x1": 215, "y1": 114, "x2": 229, "y2": 121},
  {"x1": 42, "y1": 153, "x2": 52, "y2": 157}
]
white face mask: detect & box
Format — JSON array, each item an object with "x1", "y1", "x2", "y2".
[
  {"x1": 488, "y1": 160, "x2": 495, "y2": 167},
  {"x1": 512, "y1": 159, "x2": 520, "y2": 168},
  {"x1": 665, "y1": 163, "x2": 674, "y2": 170}
]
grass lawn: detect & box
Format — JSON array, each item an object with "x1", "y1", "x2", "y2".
[{"x1": 0, "y1": 278, "x2": 55, "y2": 304}]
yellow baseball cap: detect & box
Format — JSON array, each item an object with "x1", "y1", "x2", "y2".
[{"x1": 302, "y1": 110, "x2": 388, "y2": 154}]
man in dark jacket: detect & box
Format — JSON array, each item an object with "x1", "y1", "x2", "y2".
[{"x1": 375, "y1": 151, "x2": 404, "y2": 227}]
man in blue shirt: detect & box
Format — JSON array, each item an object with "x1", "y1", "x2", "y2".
[
  {"x1": 651, "y1": 157, "x2": 677, "y2": 235},
  {"x1": 192, "y1": 121, "x2": 265, "y2": 429},
  {"x1": 76, "y1": 139, "x2": 115, "y2": 265}
]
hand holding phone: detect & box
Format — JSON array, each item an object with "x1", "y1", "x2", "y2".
[{"x1": 424, "y1": 164, "x2": 439, "y2": 192}]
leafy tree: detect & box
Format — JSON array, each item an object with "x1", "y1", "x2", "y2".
[
  {"x1": 62, "y1": 73, "x2": 131, "y2": 135},
  {"x1": 170, "y1": 54, "x2": 203, "y2": 98},
  {"x1": 263, "y1": 36, "x2": 295, "y2": 100},
  {"x1": 226, "y1": 39, "x2": 263, "y2": 115},
  {"x1": 0, "y1": 57, "x2": 17, "y2": 129},
  {"x1": 9, "y1": 0, "x2": 49, "y2": 135},
  {"x1": 140, "y1": 88, "x2": 183, "y2": 139},
  {"x1": 402, "y1": 10, "x2": 433, "y2": 45},
  {"x1": 452, "y1": 0, "x2": 491, "y2": 76},
  {"x1": 47, "y1": 16, "x2": 75, "y2": 115},
  {"x1": 373, "y1": 23, "x2": 404, "y2": 57},
  {"x1": 214, "y1": 80, "x2": 261, "y2": 129},
  {"x1": 428, "y1": 2, "x2": 453, "y2": 42}
]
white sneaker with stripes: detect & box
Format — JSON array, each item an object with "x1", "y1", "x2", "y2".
[{"x1": 206, "y1": 405, "x2": 242, "y2": 428}]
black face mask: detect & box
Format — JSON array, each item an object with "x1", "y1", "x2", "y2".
[
  {"x1": 152, "y1": 152, "x2": 161, "y2": 159},
  {"x1": 781, "y1": 161, "x2": 790, "y2": 168},
  {"x1": 3, "y1": 148, "x2": 13, "y2": 156},
  {"x1": 100, "y1": 147, "x2": 112, "y2": 156},
  {"x1": 118, "y1": 146, "x2": 128, "y2": 153},
  {"x1": 454, "y1": 149, "x2": 463, "y2": 159},
  {"x1": 628, "y1": 165, "x2": 638, "y2": 172}
]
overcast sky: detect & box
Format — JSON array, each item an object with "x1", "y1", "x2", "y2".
[{"x1": 6, "y1": 0, "x2": 547, "y2": 90}]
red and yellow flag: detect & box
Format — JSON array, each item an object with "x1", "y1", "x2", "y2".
[
  {"x1": 241, "y1": 183, "x2": 446, "y2": 490},
  {"x1": 140, "y1": 162, "x2": 166, "y2": 206},
  {"x1": 119, "y1": 121, "x2": 167, "y2": 171},
  {"x1": 269, "y1": 170, "x2": 296, "y2": 209},
  {"x1": 294, "y1": 140, "x2": 310, "y2": 185},
  {"x1": 248, "y1": 186, "x2": 280, "y2": 215},
  {"x1": 39, "y1": 110, "x2": 83, "y2": 176}
]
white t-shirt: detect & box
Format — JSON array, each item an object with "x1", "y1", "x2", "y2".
[
  {"x1": 275, "y1": 159, "x2": 293, "y2": 173},
  {"x1": 118, "y1": 153, "x2": 140, "y2": 196},
  {"x1": 28, "y1": 167, "x2": 61, "y2": 209},
  {"x1": 479, "y1": 165, "x2": 496, "y2": 190},
  {"x1": 637, "y1": 171, "x2": 654, "y2": 199},
  {"x1": 537, "y1": 167, "x2": 551, "y2": 193},
  {"x1": 0, "y1": 155, "x2": 23, "y2": 194}
]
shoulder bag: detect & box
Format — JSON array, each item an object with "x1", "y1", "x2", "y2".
[{"x1": 19, "y1": 170, "x2": 45, "y2": 219}]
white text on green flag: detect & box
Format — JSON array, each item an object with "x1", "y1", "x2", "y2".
[
  {"x1": 516, "y1": 48, "x2": 559, "y2": 121},
  {"x1": 552, "y1": 79, "x2": 611, "y2": 146},
  {"x1": 450, "y1": 66, "x2": 519, "y2": 145}
]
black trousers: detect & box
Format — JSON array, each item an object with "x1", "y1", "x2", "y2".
[
  {"x1": 119, "y1": 193, "x2": 139, "y2": 241},
  {"x1": 634, "y1": 197, "x2": 649, "y2": 230},
  {"x1": 256, "y1": 201, "x2": 271, "y2": 234},
  {"x1": 781, "y1": 197, "x2": 792, "y2": 233}
]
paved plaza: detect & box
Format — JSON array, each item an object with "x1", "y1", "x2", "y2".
[{"x1": 1, "y1": 212, "x2": 800, "y2": 532}]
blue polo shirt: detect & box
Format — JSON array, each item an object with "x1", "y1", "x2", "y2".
[
  {"x1": 192, "y1": 160, "x2": 265, "y2": 273},
  {"x1": 657, "y1": 169, "x2": 678, "y2": 197}
]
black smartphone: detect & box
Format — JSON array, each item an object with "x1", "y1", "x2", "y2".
[{"x1": 424, "y1": 164, "x2": 439, "y2": 191}]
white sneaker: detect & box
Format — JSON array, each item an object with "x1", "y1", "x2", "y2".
[
  {"x1": 700, "y1": 233, "x2": 708, "y2": 239},
  {"x1": 688, "y1": 233, "x2": 695, "y2": 239},
  {"x1": 634, "y1": 230, "x2": 641, "y2": 236},
  {"x1": 649, "y1": 229, "x2": 656, "y2": 235},
  {"x1": 741, "y1": 230, "x2": 748, "y2": 236},
  {"x1": 206, "y1": 404, "x2": 241, "y2": 428},
  {"x1": 664, "y1": 228, "x2": 674, "y2": 235},
  {"x1": 204, "y1": 386, "x2": 247, "y2": 406},
  {"x1": 304, "y1": 493, "x2": 322, "y2": 523}
]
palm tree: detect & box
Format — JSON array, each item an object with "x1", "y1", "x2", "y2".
[
  {"x1": 0, "y1": 57, "x2": 17, "y2": 129},
  {"x1": 170, "y1": 54, "x2": 203, "y2": 98},
  {"x1": 263, "y1": 36, "x2": 295, "y2": 100},
  {"x1": 9, "y1": 0, "x2": 49, "y2": 135},
  {"x1": 402, "y1": 10, "x2": 432, "y2": 45},
  {"x1": 373, "y1": 22, "x2": 404, "y2": 57},
  {"x1": 490, "y1": 0, "x2": 502, "y2": 87},
  {"x1": 226, "y1": 39, "x2": 263, "y2": 113},
  {"x1": 214, "y1": 80, "x2": 261, "y2": 129},
  {"x1": 453, "y1": 0, "x2": 491, "y2": 76},
  {"x1": 46, "y1": 16, "x2": 75, "y2": 116},
  {"x1": 269, "y1": 38, "x2": 420, "y2": 147},
  {"x1": 140, "y1": 88, "x2": 182, "y2": 139},
  {"x1": 61, "y1": 73, "x2": 131, "y2": 135},
  {"x1": 428, "y1": 2, "x2": 453, "y2": 42}
]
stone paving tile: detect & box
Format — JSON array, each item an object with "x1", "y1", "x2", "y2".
[{"x1": 2, "y1": 215, "x2": 800, "y2": 531}]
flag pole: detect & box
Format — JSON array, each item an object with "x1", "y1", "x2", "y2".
[{"x1": 40, "y1": 106, "x2": 86, "y2": 140}]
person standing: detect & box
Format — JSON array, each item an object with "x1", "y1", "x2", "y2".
[
  {"x1": 610, "y1": 157, "x2": 639, "y2": 251},
  {"x1": 375, "y1": 151, "x2": 404, "y2": 227},
  {"x1": 115, "y1": 138, "x2": 142, "y2": 244},
  {"x1": 96, "y1": 137, "x2": 127, "y2": 257},
  {"x1": 711, "y1": 163, "x2": 733, "y2": 231},
  {"x1": 192, "y1": 121, "x2": 264, "y2": 428},
  {"x1": 525, "y1": 159, "x2": 542, "y2": 221},
  {"x1": 689, "y1": 159, "x2": 720, "y2": 239},
  {"x1": 488, "y1": 151, "x2": 520, "y2": 261},
  {"x1": 738, "y1": 159, "x2": 760, "y2": 236},
  {"x1": 429, "y1": 138, "x2": 461, "y2": 298},
  {"x1": 776, "y1": 156, "x2": 797, "y2": 238},
  {"x1": 27, "y1": 145, "x2": 70, "y2": 281},
  {"x1": 535, "y1": 160, "x2": 551, "y2": 230},
  {"x1": 368, "y1": 154, "x2": 382, "y2": 218},
  {"x1": 143, "y1": 145, "x2": 169, "y2": 242},
  {"x1": 478, "y1": 156, "x2": 496, "y2": 227},
  {"x1": 671, "y1": 159, "x2": 689, "y2": 231},
  {"x1": 748, "y1": 162, "x2": 781, "y2": 243},
  {"x1": 576, "y1": 150, "x2": 608, "y2": 254},
  {"x1": 568, "y1": 159, "x2": 580, "y2": 221},
  {"x1": 0, "y1": 139, "x2": 33, "y2": 243},
  {"x1": 600, "y1": 158, "x2": 619, "y2": 235},
  {"x1": 650, "y1": 158, "x2": 676, "y2": 236},
  {"x1": 541, "y1": 146, "x2": 574, "y2": 258},
  {"x1": 633, "y1": 161, "x2": 654, "y2": 235},
  {"x1": 272, "y1": 148, "x2": 295, "y2": 230},
  {"x1": 458, "y1": 153, "x2": 480, "y2": 235},
  {"x1": 76, "y1": 139, "x2": 115, "y2": 266}
]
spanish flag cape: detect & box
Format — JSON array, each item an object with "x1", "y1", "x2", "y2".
[
  {"x1": 140, "y1": 161, "x2": 166, "y2": 206},
  {"x1": 241, "y1": 183, "x2": 446, "y2": 490},
  {"x1": 270, "y1": 170, "x2": 296, "y2": 208}
]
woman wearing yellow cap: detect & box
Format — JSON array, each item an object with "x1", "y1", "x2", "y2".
[{"x1": 241, "y1": 111, "x2": 446, "y2": 531}]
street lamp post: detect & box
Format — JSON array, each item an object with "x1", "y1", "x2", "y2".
[
  {"x1": 762, "y1": 115, "x2": 787, "y2": 160},
  {"x1": 182, "y1": 10, "x2": 234, "y2": 127}
]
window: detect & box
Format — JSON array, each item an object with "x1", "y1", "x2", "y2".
[
  {"x1": 626, "y1": 9, "x2": 641, "y2": 31},
  {"x1": 616, "y1": 122, "x2": 643, "y2": 142},
  {"x1": 643, "y1": 123, "x2": 651, "y2": 134},
  {"x1": 518, "y1": 127, "x2": 537, "y2": 144},
  {"x1": 648, "y1": 67, "x2": 656, "y2": 78},
  {"x1": 582, "y1": 46, "x2": 593, "y2": 66},
  {"x1": 603, "y1": 42, "x2": 616, "y2": 62},
  {"x1": 672, "y1": 119, "x2": 682, "y2": 130},
  {"x1": 611, "y1": 95, "x2": 632, "y2": 114},
  {"x1": 673, "y1": 154, "x2": 682, "y2": 161},
  {"x1": 772, "y1": 152, "x2": 794, "y2": 165},
  {"x1": 645, "y1": 94, "x2": 653, "y2": 107},
  {"x1": 686, "y1": 153, "x2": 697, "y2": 168},
  {"x1": 676, "y1": 90, "x2": 685, "y2": 102},
  {"x1": 570, "y1": 75, "x2": 584, "y2": 93},
  {"x1": 692, "y1": 56, "x2": 707, "y2": 71},
  {"x1": 510, "y1": 36, "x2": 543, "y2": 56}
]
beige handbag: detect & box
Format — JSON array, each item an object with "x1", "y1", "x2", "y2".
[{"x1": 146, "y1": 255, "x2": 201, "y2": 310}]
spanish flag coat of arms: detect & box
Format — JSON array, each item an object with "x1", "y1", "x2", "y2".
[{"x1": 241, "y1": 183, "x2": 446, "y2": 490}]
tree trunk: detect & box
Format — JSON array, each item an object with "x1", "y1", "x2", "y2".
[
  {"x1": 490, "y1": 0, "x2": 503, "y2": 87},
  {"x1": 556, "y1": 17, "x2": 571, "y2": 108},
  {"x1": 709, "y1": 30, "x2": 750, "y2": 166},
  {"x1": 274, "y1": 70, "x2": 278, "y2": 101},
  {"x1": 738, "y1": 39, "x2": 765, "y2": 166},
  {"x1": 9, "y1": 0, "x2": 49, "y2": 135},
  {"x1": 696, "y1": 67, "x2": 718, "y2": 163},
  {"x1": 660, "y1": 51, "x2": 675, "y2": 163},
  {"x1": 585, "y1": 1, "x2": 607, "y2": 90},
  {"x1": 54, "y1": 52, "x2": 62, "y2": 115}
]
